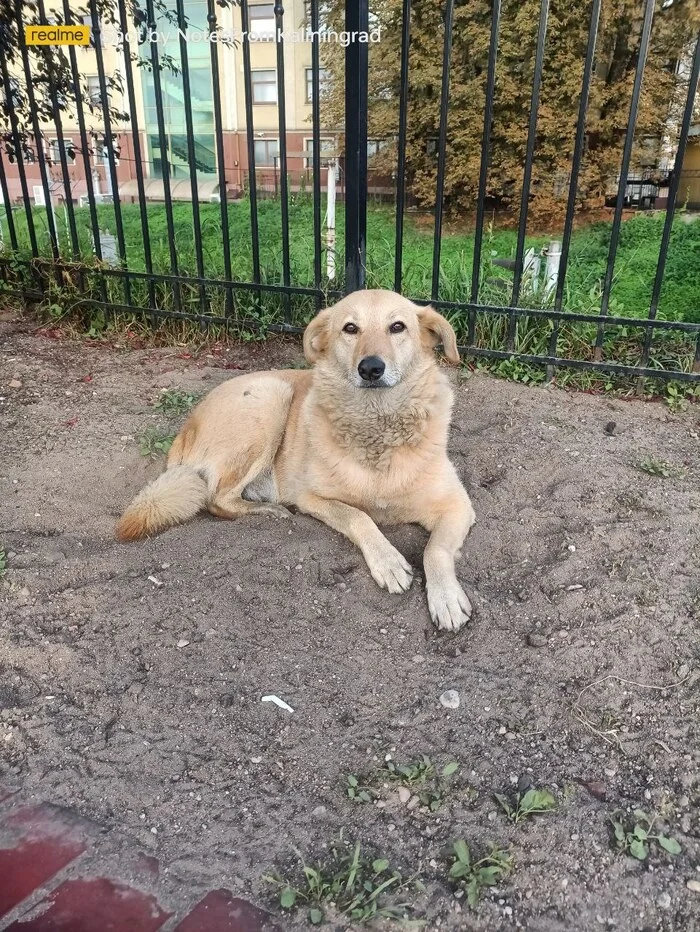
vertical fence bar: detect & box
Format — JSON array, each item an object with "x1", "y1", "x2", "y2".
[
  {"x1": 36, "y1": 0, "x2": 80, "y2": 259},
  {"x1": 274, "y1": 2, "x2": 292, "y2": 323},
  {"x1": 144, "y1": 0, "x2": 181, "y2": 311},
  {"x1": 393, "y1": 0, "x2": 412, "y2": 294},
  {"x1": 115, "y1": 0, "x2": 155, "y2": 312},
  {"x1": 0, "y1": 149, "x2": 18, "y2": 250},
  {"x1": 594, "y1": 0, "x2": 655, "y2": 360},
  {"x1": 637, "y1": 35, "x2": 700, "y2": 382},
  {"x1": 63, "y1": 0, "x2": 105, "y2": 285},
  {"x1": 207, "y1": 0, "x2": 234, "y2": 317},
  {"x1": 0, "y1": 60, "x2": 38, "y2": 256},
  {"x1": 469, "y1": 0, "x2": 501, "y2": 342},
  {"x1": 14, "y1": 0, "x2": 59, "y2": 259},
  {"x1": 431, "y1": 0, "x2": 455, "y2": 302},
  {"x1": 90, "y1": 0, "x2": 131, "y2": 304},
  {"x1": 508, "y1": 0, "x2": 549, "y2": 350},
  {"x1": 239, "y1": 0, "x2": 262, "y2": 294},
  {"x1": 345, "y1": 0, "x2": 369, "y2": 293},
  {"x1": 546, "y1": 0, "x2": 601, "y2": 379},
  {"x1": 176, "y1": 0, "x2": 208, "y2": 318},
  {"x1": 310, "y1": 0, "x2": 323, "y2": 311}
]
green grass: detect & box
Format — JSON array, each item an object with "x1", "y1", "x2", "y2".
[{"x1": 2, "y1": 198, "x2": 698, "y2": 384}]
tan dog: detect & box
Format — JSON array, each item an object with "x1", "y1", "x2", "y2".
[{"x1": 116, "y1": 290, "x2": 476, "y2": 631}]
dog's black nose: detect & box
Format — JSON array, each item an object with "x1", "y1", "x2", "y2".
[{"x1": 358, "y1": 356, "x2": 386, "y2": 382}]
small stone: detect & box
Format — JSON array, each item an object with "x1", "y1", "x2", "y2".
[
  {"x1": 567, "y1": 544, "x2": 577, "y2": 552},
  {"x1": 583, "y1": 781, "x2": 607, "y2": 801},
  {"x1": 412, "y1": 655, "x2": 425, "y2": 663},
  {"x1": 604, "y1": 767, "x2": 617, "y2": 778},
  {"x1": 250, "y1": 756, "x2": 262, "y2": 764},
  {"x1": 407, "y1": 795, "x2": 420, "y2": 811},
  {"x1": 656, "y1": 893, "x2": 671, "y2": 909},
  {"x1": 8, "y1": 379, "x2": 21, "y2": 389},
  {"x1": 311, "y1": 805, "x2": 327, "y2": 818},
  {"x1": 679, "y1": 795, "x2": 689, "y2": 807},
  {"x1": 527, "y1": 633, "x2": 548, "y2": 648},
  {"x1": 558, "y1": 629, "x2": 569, "y2": 638},
  {"x1": 439, "y1": 689, "x2": 460, "y2": 710},
  {"x1": 687, "y1": 880, "x2": 700, "y2": 894},
  {"x1": 488, "y1": 811, "x2": 497, "y2": 821},
  {"x1": 398, "y1": 787, "x2": 411, "y2": 804},
  {"x1": 498, "y1": 725, "x2": 507, "y2": 735},
  {"x1": 176, "y1": 638, "x2": 190, "y2": 649}
]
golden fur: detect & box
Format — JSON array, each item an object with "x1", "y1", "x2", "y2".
[{"x1": 116, "y1": 290, "x2": 476, "y2": 630}]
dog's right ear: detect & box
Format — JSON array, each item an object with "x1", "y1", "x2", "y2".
[{"x1": 303, "y1": 308, "x2": 332, "y2": 364}]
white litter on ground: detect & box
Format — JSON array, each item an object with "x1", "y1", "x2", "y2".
[{"x1": 261, "y1": 695, "x2": 294, "y2": 713}]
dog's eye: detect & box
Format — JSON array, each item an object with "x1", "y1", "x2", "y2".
[
  {"x1": 342, "y1": 322, "x2": 359, "y2": 334},
  {"x1": 389, "y1": 321, "x2": 406, "y2": 334}
]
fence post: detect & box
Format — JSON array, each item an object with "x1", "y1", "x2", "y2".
[{"x1": 344, "y1": 0, "x2": 369, "y2": 294}]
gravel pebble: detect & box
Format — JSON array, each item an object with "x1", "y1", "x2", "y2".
[{"x1": 439, "y1": 689, "x2": 460, "y2": 710}]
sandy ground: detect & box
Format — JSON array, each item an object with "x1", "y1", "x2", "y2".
[{"x1": 1, "y1": 314, "x2": 699, "y2": 932}]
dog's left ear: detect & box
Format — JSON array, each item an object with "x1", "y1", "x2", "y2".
[
  {"x1": 417, "y1": 306, "x2": 460, "y2": 363},
  {"x1": 303, "y1": 308, "x2": 332, "y2": 364}
]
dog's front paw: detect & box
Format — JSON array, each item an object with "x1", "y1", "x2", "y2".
[
  {"x1": 427, "y1": 580, "x2": 472, "y2": 632},
  {"x1": 366, "y1": 546, "x2": 413, "y2": 594}
]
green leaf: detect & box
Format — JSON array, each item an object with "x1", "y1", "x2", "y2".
[
  {"x1": 633, "y1": 825, "x2": 648, "y2": 840},
  {"x1": 309, "y1": 908, "x2": 323, "y2": 925},
  {"x1": 442, "y1": 761, "x2": 460, "y2": 778},
  {"x1": 629, "y1": 839, "x2": 648, "y2": 860},
  {"x1": 453, "y1": 840, "x2": 471, "y2": 865},
  {"x1": 449, "y1": 861, "x2": 469, "y2": 880},
  {"x1": 280, "y1": 887, "x2": 297, "y2": 909},
  {"x1": 466, "y1": 878, "x2": 480, "y2": 908},
  {"x1": 657, "y1": 835, "x2": 682, "y2": 855},
  {"x1": 612, "y1": 822, "x2": 626, "y2": 843},
  {"x1": 521, "y1": 789, "x2": 556, "y2": 811},
  {"x1": 494, "y1": 793, "x2": 513, "y2": 816},
  {"x1": 347, "y1": 775, "x2": 358, "y2": 787},
  {"x1": 477, "y1": 866, "x2": 502, "y2": 885},
  {"x1": 372, "y1": 858, "x2": 390, "y2": 874}
]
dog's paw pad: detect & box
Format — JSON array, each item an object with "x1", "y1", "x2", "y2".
[{"x1": 428, "y1": 583, "x2": 472, "y2": 632}]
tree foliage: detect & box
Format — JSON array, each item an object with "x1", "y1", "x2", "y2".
[{"x1": 321, "y1": 0, "x2": 700, "y2": 220}]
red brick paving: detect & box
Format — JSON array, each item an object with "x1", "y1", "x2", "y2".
[{"x1": 0, "y1": 788, "x2": 277, "y2": 931}]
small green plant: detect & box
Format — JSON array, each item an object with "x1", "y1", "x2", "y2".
[
  {"x1": 265, "y1": 838, "x2": 424, "y2": 926},
  {"x1": 154, "y1": 388, "x2": 200, "y2": 417},
  {"x1": 138, "y1": 427, "x2": 176, "y2": 459},
  {"x1": 664, "y1": 383, "x2": 689, "y2": 414},
  {"x1": 495, "y1": 786, "x2": 557, "y2": 824},
  {"x1": 380, "y1": 758, "x2": 460, "y2": 811},
  {"x1": 610, "y1": 809, "x2": 682, "y2": 861},
  {"x1": 447, "y1": 840, "x2": 513, "y2": 908},
  {"x1": 0, "y1": 549, "x2": 6, "y2": 577},
  {"x1": 346, "y1": 774, "x2": 377, "y2": 804},
  {"x1": 382, "y1": 754, "x2": 436, "y2": 787},
  {"x1": 637, "y1": 456, "x2": 686, "y2": 479}
]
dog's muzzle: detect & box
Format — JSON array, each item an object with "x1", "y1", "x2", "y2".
[{"x1": 357, "y1": 356, "x2": 386, "y2": 384}]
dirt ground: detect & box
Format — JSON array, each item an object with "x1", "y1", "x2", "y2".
[{"x1": 1, "y1": 313, "x2": 699, "y2": 932}]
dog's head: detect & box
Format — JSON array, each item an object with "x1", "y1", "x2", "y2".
[{"x1": 303, "y1": 290, "x2": 459, "y2": 389}]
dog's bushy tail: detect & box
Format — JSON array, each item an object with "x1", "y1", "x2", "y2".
[{"x1": 116, "y1": 465, "x2": 209, "y2": 541}]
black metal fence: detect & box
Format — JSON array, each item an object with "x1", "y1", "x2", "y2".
[{"x1": 0, "y1": 0, "x2": 699, "y2": 384}]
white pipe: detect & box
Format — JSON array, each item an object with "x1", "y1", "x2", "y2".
[
  {"x1": 544, "y1": 240, "x2": 562, "y2": 301},
  {"x1": 326, "y1": 157, "x2": 336, "y2": 281}
]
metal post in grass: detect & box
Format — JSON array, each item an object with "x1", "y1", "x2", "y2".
[
  {"x1": 344, "y1": 0, "x2": 369, "y2": 294},
  {"x1": 431, "y1": 0, "x2": 455, "y2": 303},
  {"x1": 207, "y1": 0, "x2": 235, "y2": 318},
  {"x1": 546, "y1": 0, "x2": 601, "y2": 382},
  {"x1": 240, "y1": 0, "x2": 262, "y2": 306},
  {"x1": 636, "y1": 33, "x2": 700, "y2": 391},
  {"x1": 89, "y1": 0, "x2": 131, "y2": 305},
  {"x1": 393, "y1": 0, "x2": 411, "y2": 294},
  {"x1": 594, "y1": 0, "x2": 655, "y2": 362},
  {"x1": 469, "y1": 0, "x2": 501, "y2": 347},
  {"x1": 115, "y1": 0, "x2": 156, "y2": 315},
  {"x1": 175, "y1": 0, "x2": 209, "y2": 320},
  {"x1": 0, "y1": 150, "x2": 18, "y2": 251},
  {"x1": 508, "y1": 0, "x2": 549, "y2": 352},
  {"x1": 309, "y1": 0, "x2": 324, "y2": 312}
]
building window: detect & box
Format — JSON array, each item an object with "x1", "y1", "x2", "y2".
[
  {"x1": 49, "y1": 138, "x2": 76, "y2": 165},
  {"x1": 305, "y1": 67, "x2": 329, "y2": 103},
  {"x1": 249, "y1": 3, "x2": 276, "y2": 39},
  {"x1": 367, "y1": 139, "x2": 389, "y2": 158},
  {"x1": 86, "y1": 75, "x2": 101, "y2": 105},
  {"x1": 254, "y1": 138, "x2": 279, "y2": 166},
  {"x1": 251, "y1": 69, "x2": 278, "y2": 104},
  {"x1": 303, "y1": 136, "x2": 335, "y2": 167}
]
